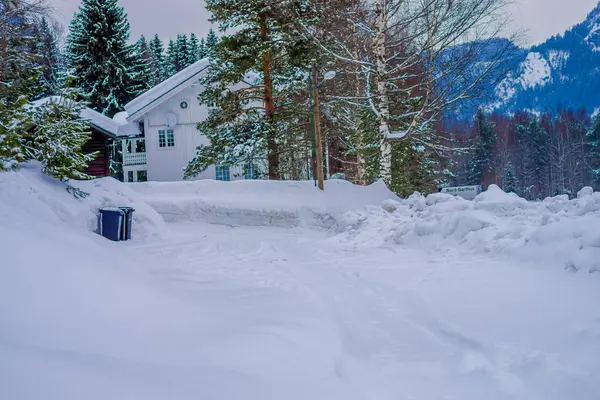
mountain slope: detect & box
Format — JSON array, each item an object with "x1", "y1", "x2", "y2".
[{"x1": 490, "y1": 1, "x2": 600, "y2": 115}]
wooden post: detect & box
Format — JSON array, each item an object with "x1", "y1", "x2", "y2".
[{"x1": 311, "y1": 60, "x2": 325, "y2": 190}]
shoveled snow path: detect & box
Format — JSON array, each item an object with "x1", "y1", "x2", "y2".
[{"x1": 132, "y1": 222, "x2": 600, "y2": 400}]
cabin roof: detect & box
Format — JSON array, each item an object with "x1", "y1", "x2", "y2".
[{"x1": 31, "y1": 97, "x2": 122, "y2": 138}]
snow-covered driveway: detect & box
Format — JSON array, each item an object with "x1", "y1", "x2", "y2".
[
  {"x1": 2, "y1": 169, "x2": 599, "y2": 399},
  {"x1": 132, "y1": 221, "x2": 600, "y2": 400}
]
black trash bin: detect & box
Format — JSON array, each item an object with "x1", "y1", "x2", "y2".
[
  {"x1": 119, "y1": 207, "x2": 135, "y2": 241},
  {"x1": 99, "y1": 208, "x2": 125, "y2": 241}
]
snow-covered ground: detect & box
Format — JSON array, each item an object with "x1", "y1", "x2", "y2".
[{"x1": 1, "y1": 166, "x2": 599, "y2": 399}]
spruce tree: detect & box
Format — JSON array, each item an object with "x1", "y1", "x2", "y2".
[
  {"x1": 0, "y1": 96, "x2": 29, "y2": 170},
  {"x1": 467, "y1": 110, "x2": 497, "y2": 185},
  {"x1": 205, "y1": 28, "x2": 218, "y2": 59},
  {"x1": 149, "y1": 34, "x2": 166, "y2": 82},
  {"x1": 0, "y1": 4, "x2": 41, "y2": 170},
  {"x1": 30, "y1": 17, "x2": 63, "y2": 98},
  {"x1": 184, "y1": 1, "x2": 316, "y2": 180},
  {"x1": 529, "y1": 118, "x2": 550, "y2": 198},
  {"x1": 198, "y1": 37, "x2": 207, "y2": 59},
  {"x1": 66, "y1": 0, "x2": 147, "y2": 117},
  {"x1": 25, "y1": 85, "x2": 97, "y2": 181},
  {"x1": 503, "y1": 162, "x2": 518, "y2": 194},
  {"x1": 135, "y1": 35, "x2": 156, "y2": 87},
  {"x1": 165, "y1": 39, "x2": 178, "y2": 77},
  {"x1": 175, "y1": 34, "x2": 189, "y2": 70},
  {"x1": 149, "y1": 34, "x2": 168, "y2": 82},
  {"x1": 187, "y1": 33, "x2": 200, "y2": 65}
]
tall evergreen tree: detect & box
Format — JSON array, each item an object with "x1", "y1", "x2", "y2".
[
  {"x1": 149, "y1": 34, "x2": 167, "y2": 82},
  {"x1": 165, "y1": 39, "x2": 177, "y2": 77},
  {"x1": 0, "y1": 0, "x2": 43, "y2": 170},
  {"x1": 66, "y1": 0, "x2": 147, "y2": 116},
  {"x1": 175, "y1": 34, "x2": 189, "y2": 70},
  {"x1": 135, "y1": 35, "x2": 155, "y2": 87},
  {"x1": 467, "y1": 110, "x2": 497, "y2": 186},
  {"x1": 204, "y1": 28, "x2": 218, "y2": 59},
  {"x1": 503, "y1": 162, "x2": 518, "y2": 193},
  {"x1": 198, "y1": 37, "x2": 207, "y2": 59},
  {"x1": 187, "y1": 33, "x2": 200, "y2": 65},
  {"x1": 184, "y1": 0, "x2": 316, "y2": 180},
  {"x1": 30, "y1": 17, "x2": 63, "y2": 98}
]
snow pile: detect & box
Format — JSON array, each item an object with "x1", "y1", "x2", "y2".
[
  {"x1": 130, "y1": 179, "x2": 399, "y2": 229},
  {"x1": 0, "y1": 167, "x2": 359, "y2": 399},
  {"x1": 336, "y1": 185, "x2": 600, "y2": 273},
  {"x1": 0, "y1": 163, "x2": 167, "y2": 240}
]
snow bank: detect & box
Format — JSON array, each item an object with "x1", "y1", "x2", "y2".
[
  {"x1": 130, "y1": 179, "x2": 399, "y2": 229},
  {"x1": 335, "y1": 185, "x2": 600, "y2": 274},
  {"x1": 0, "y1": 167, "x2": 357, "y2": 399},
  {"x1": 0, "y1": 163, "x2": 166, "y2": 240}
]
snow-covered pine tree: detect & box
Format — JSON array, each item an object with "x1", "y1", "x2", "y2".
[
  {"x1": 205, "y1": 28, "x2": 218, "y2": 59},
  {"x1": 198, "y1": 37, "x2": 207, "y2": 60},
  {"x1": 0, "y1": 96, "x2": 29, "y2": 171},
  {"x1": 66, "y1": 0, "x2": 147, "y2": 117},
  {"x1": 149, "y1": 34, "x2": 167, "y2": 83},
  {"x1": 165, "y1": 39, "x2": 177, "y2": 77},
  {"x1": 135, "y1": 35, "x2": 156, "y2": 88},
  {"x1": 25, "y1": 84, "x2": 96, "y2": 181},
  {"x1": 29, "y1": 17, "x2": 63, "y2": 98},
  {"x1": 184, "y1": 0, "x2": 317, "y2": 180},
  {"x1": 187, "y1": 33, "x2": 200, "y2": 65},
  {"x1": 467, "y1": 110, "x2": 497, "y2": 186},
  {"x1": 503, "y1": 162, "x2": 518, "y2": 194},
  {"x1": 0, "y1": 0, "x2": 44, "y2": 170},
  {"x1": 175, "y1": 34, "x2": 189, "y2": 70}
]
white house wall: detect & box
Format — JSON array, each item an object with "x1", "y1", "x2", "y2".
[{"x1": 143, "y1": 85, "x2": 243, "y2": 182}]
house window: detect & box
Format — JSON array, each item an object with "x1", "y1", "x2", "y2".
[
  {"x1": 245, "y1": 164, "x2": 259, "y2": 180},
  {"x1": 137, "y1": 170, "x2": 148, "y2": 182},
  {"x1": 158, "y1": 129, "x2": 175, "y2": 148},
  {"x1": 215, "y1": 165, "x2": 230, "y2": 181},
  {"x1": 127, "y1": 171, "x2": 134, "y2": 182}
]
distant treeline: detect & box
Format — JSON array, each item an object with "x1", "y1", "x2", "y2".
[{"x1": 445, "y1": 109, "x2": 600, "y2": 199}]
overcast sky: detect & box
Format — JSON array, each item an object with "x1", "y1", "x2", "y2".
[{"x1": 51, "y1": 0, "x2": 600, "y2": 46}]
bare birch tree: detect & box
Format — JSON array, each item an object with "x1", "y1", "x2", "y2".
[{"x1": 300, "y1": 0, "x2": 516, "y2": 184}]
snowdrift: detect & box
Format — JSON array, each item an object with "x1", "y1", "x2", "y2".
[
  {"x1": 0, "y1": 163, "x2": 167, "y2": 240},
  {"x1": 335, "y1": 185, "x2": 600, "y2": 273},
  {"x1": 0, "y1": 167, "x2": 358, "y2": 399},
  {"x1": 129, "y1": 179, "x2": 399, "y2": 228}
]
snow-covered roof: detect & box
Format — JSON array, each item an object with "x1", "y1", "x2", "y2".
[
  {"x1": 125, "y1": 59, "x2": 210, "y2": 122},
  {"x1": 31, "y1": 96, "x2": 122, "y2": 138},
  {"x1": 31, "y1": 97, "x2": 141, "y2": 138}
]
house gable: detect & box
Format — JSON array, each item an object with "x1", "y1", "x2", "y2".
[{"x1": 124, "y1": 59, "x2": 209, "y2": 122}]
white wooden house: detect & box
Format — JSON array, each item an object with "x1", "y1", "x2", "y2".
[{"x1": 120, "y1": 59, "x2": 249, "y2": 182}]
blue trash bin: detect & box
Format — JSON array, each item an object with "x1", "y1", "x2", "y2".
[
  {"x1": 99, "y1": 208, "x2": 125, "y2": 241},
  {"x1": 119, "y1": 207, "x2": 135, "y2": 241}
]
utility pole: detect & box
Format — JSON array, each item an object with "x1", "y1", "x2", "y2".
[{"x1": 311, "y1": 60, "x2": 325, "y2": 190}]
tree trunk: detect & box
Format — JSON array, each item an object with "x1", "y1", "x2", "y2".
[
  {"x1": 374, "y1": 0, "x2": 392, "y2": 184},
  {"x1": 260, "y1": 13, "x2": 280, "y2": 180}
]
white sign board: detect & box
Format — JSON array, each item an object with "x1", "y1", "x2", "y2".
[{"x1": 440, "y1": 185, "x2": 482, "y2": 200}]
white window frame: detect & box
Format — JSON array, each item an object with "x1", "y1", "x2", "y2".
[{"x1": 158, "y1": 129, "x2": 175, "y2": 149}]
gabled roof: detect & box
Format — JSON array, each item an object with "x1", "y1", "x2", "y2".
[
  {"x1": 31, "y1": 96, "x2": 121, "y2": 138},
  {"x1": 124, "y1": 59, "x2": 210, "y2": 122}
]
